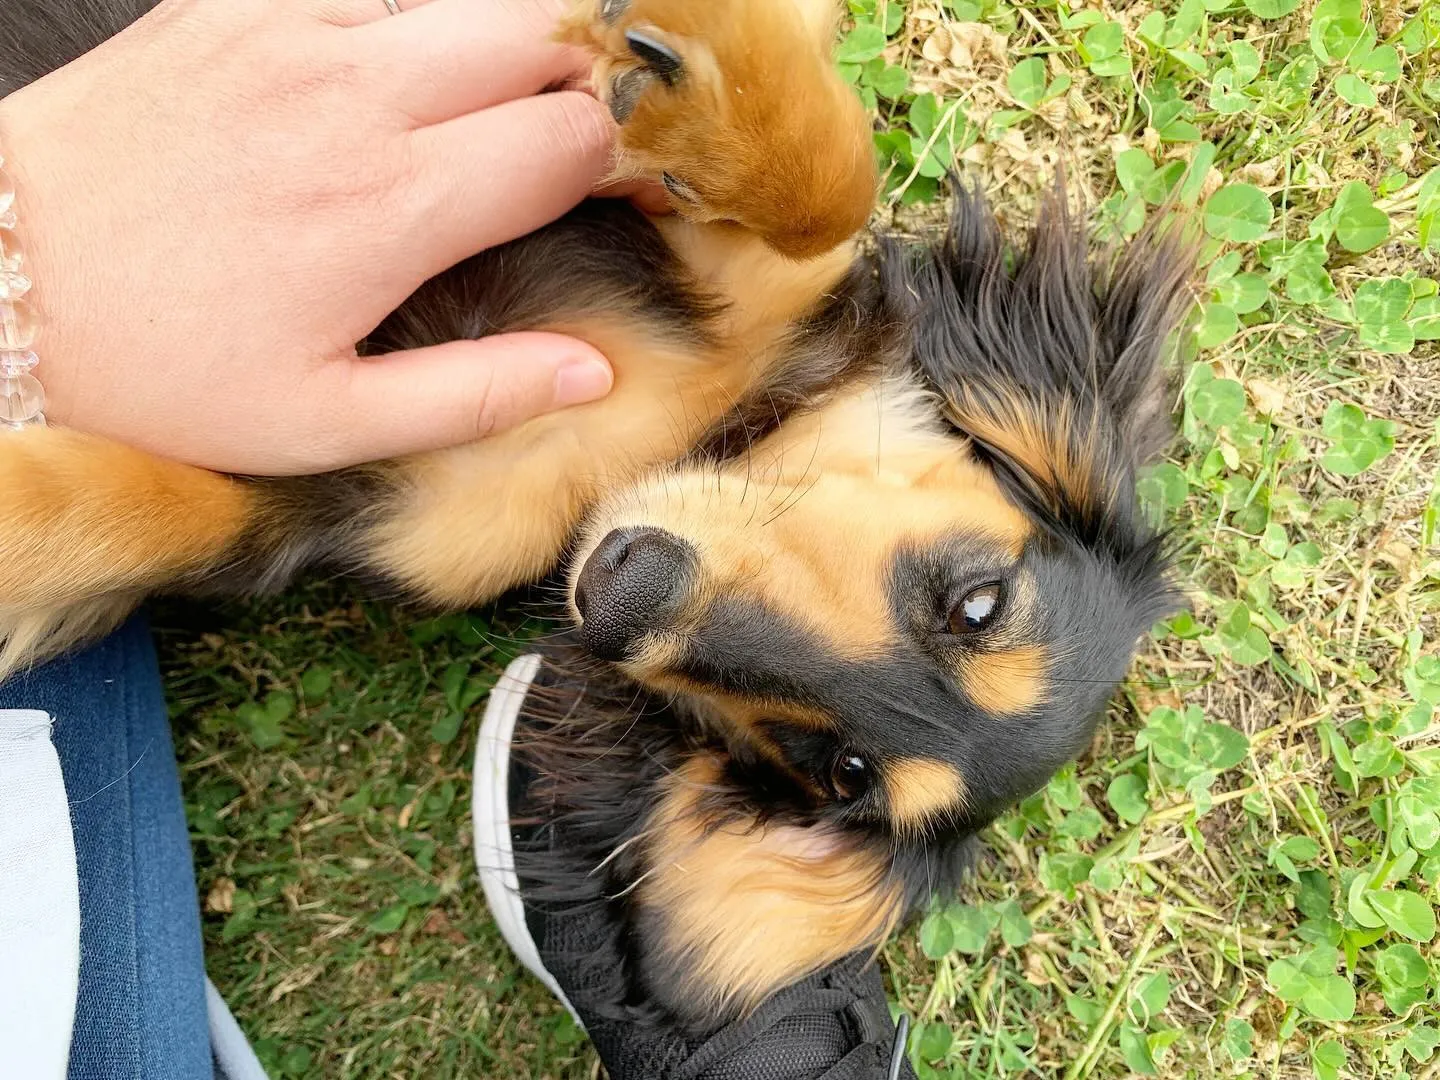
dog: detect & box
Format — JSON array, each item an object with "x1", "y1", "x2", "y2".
[{"x1": 0, "y1": 0, "x2": 1194, "y2": 1031}]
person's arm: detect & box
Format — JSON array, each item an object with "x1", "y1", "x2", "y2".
[{"x1": 0, "y1": 0, "x2": 628, "y2": 476}]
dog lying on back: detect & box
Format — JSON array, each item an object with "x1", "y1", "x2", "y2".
[{"x1": 0, "y1": 0, "x2": 1194, "y2": 1029}]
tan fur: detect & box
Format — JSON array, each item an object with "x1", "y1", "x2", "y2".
[
  {"x1": 365, "y1": 321, "x2": 736, "y2": 607},
  {"x1": 0, "y1": 427, "x2": 251, "y2": 674},
  {"x1": 959, "y1": 644, "x2": 1047, "y2": 716},
  {"x1": 884, "y1": 759, "x2": 966, "y2": 833},
  {"x1": 657, "y1": 220, "x2": 858, "y2": 350},
  {"x1": 0, "y1": 426, "x2": 249, "y2": 608},
  {"x1": 640, "y1": 754, "x2": 902, "y2": 1016},
  {"x1": 559, "y1": 0, "x2": 876, "y2": 259},
  {"x1": 948, "y1": 392, "x2": 1099, "y2": 514},
  {"x1": 0, "y1": 593, "x2": 144, "y2": 679}
]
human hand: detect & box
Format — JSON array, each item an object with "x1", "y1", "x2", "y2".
[{"x1": 0, "y1": 0, "x2": 629, "y2": 475}]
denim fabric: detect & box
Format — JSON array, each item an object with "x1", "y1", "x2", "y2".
[{"x1": 0, "y1": 615, "x2": 212, "y2": 1080}]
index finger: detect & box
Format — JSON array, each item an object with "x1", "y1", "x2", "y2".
[
  {"x1": 352, "y1": 0, "x2": 588, "y2": 126},
  {"x1": 403, "y1": 89, "x2": 615, "y2": 274}
]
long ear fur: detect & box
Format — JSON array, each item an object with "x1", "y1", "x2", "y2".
[{"x1": 882, "y1": 186, "x2": 1198, "y2": 553}]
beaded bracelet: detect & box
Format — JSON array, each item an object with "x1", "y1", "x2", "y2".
[{"x1": 0, "y1": 154, "x2": 43, "y2": 429}]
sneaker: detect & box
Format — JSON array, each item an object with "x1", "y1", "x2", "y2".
[{"x1": 473, "y1": 653, "x2": 916, "y2": 1080}]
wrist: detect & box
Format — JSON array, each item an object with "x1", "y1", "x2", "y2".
[
  {"x1": 0, "y1": 89, "x2": 89, "y2": 432},
  {"x1": 0, "y1": 100, "x2": 44, "y2": 428}
]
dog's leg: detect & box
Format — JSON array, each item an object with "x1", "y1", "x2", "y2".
[
  {"x1": 558, "y1": 0, "x2": 876, "y2": 260},
  {"x1": 0, "y1": 425, "x2": 254, "y2": 676}
]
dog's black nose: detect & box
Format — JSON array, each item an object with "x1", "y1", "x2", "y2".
[{"x1": 575, "y1": 527, "x2": 692, "y2": 661}]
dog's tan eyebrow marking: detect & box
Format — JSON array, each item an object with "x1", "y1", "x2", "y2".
[
  {"x1": 884, "y1": 759, "x2": 966, "y2": 830},
  {"x1": 958, "y1": 644, "x2": 1047, "y2": 715},
  {"x1": 944, "y1": 392, "x2": 1099, "y2": 515}
]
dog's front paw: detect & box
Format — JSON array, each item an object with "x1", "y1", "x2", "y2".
[{"x1": 558, "y1": 0, "x2": 877, "y2": 260}]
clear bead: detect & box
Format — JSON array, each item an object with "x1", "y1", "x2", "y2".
[
  {"x1": 0, "y1": 411, "x2": 45, "y2": 430},
  {"x1": 0, "y1": 225, "x2": 19, "y2": 271},
  {"x1": 0, "y1": 269, "x2": 31, "y2": 300},
  {"x1": 0, "y1": 167, "x2": 12, "y2": 218},
  {"x1": 0, "y1": 350, "x2": 37, "y2": 376},
  {"x1": 0, "y1": 299, "x2": 36, "y2": 350},
  {"x1": 0, "y1": 373, "x2": 44, "y2": 426},
  {"x1": 0, "y1": 208, "x2": 15, "y2": 231}
]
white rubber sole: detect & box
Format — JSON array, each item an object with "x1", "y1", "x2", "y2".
[{"x1": 472, "y1": 653, "x2": 583, "y2": 1026}]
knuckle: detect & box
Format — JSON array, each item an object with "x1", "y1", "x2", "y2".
[{"x1": 538, "y1": 92, "x2": 612, "y2": 162}]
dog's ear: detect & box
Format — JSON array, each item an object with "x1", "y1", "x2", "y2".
[{"x1": 884, "y1": 187, "x2": 1197, "y2": 545}]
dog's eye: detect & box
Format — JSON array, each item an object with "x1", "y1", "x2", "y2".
[
  {"x1": 829, "y1": 753, "x2": 871, "y2": 802},
  {"x1": 662, "y1": 172, "x2": 699, "y2": 202},
  {"x1": 947, "y1": 582, "x2": 1001, "y2": 634}
]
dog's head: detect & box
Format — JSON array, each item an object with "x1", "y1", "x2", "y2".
[
  {"x1": 567, "y1": 193, "x2": 1193, "y2": 844},
  {"x1": 530, "y1": 193, "x2": 1196, "y2": 1026}
]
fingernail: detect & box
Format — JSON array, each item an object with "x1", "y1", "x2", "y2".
[{"x1": 553, "y1": 356, "x2": 613, "y2": 407}]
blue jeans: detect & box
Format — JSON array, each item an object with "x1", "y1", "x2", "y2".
[{"x1": 0, "y1": 615, "x2": 212, "y2": 1080}]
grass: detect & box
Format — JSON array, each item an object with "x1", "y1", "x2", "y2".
[{"x1": 156, "y1": 0, "x2": 1440, "y2": 1076}]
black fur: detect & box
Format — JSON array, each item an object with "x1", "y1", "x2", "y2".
[
  {"x1": 0, "y1": 0, "x2": 150, "y2": 91},
  {"x1": 887, "y1": 187, "x2": 1191, "y2": 564},
  {"x1": 365, "y1": 200, "x2": 722, "y2": 359}
]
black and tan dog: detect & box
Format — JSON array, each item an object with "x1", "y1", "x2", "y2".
[{"x1": 0, "y1": 0, "x2": 1193, "y2": 1032}]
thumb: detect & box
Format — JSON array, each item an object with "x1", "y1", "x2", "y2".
[{"x1": 307, "y1": 333, "x2": 613, "y2": 470}]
